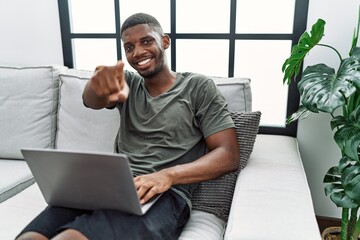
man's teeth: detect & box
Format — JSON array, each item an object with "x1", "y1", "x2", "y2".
[{"x1": 138, "y1": 58, "x2": 151, "y2": 66}]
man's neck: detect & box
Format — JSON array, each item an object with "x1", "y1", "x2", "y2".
[{"x1": 144, "y1": 69, "x2": 177, "y2": 97}]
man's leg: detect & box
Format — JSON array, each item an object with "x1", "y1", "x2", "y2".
[
  {"x1": 17, "y1": 230, "x2": 88, "y2": 240},
  {"x1": 16, "y1": 231, "x2": 48, "y2": 240},
  {"x1": 16, "y1": 206, "x2": 92, "y2": 240},
  {"x1": 59, "y1": 190, "x2": 190, "y2": 240},
  {"x1": 52, "y1": 229, "x2": 88, "y2": 240},
  {"x1": 17, "y1": 190, "x2": 189, "y2": 240}
]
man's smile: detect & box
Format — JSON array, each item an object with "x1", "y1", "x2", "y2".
[{"x1": 136, "y1": 57, "x2": 153, "y2": 69}]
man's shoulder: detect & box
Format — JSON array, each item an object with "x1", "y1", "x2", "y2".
[
  {"x1": 178, "y1": 72, "x2": 211, "y2": 81},
  {"x1": 177, "y1": 72, "x2": 214, "y2": 89}
]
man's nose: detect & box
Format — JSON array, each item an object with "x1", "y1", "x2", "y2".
[{"x1": 133, "y1": 46, "x2": 146, "y2": 57}]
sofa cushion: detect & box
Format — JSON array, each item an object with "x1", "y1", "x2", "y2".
[
  {"x1": 0, "y1": 160, "x2": 34, "y2": 203},
  {"x1": 56, "y1": 69, "x2": 119, "y2": 152},
  {"x1": 0, "y1": 183, "x2": 46, "y2": 239},
  {"x1": 192, "y1": 111, "x2": 261, "y2": 222},
  {"x1": 0, "y1": 65, "x2": 65, "y2": 159},
  {"x1": 224, "y1": 135, "x2": 321, "y2": 240},
  {"x1": 212, "y1": 77, "x2": 252, "y2": 112},
  {"x1": 178, "y1": 210, "x2": 225, "y2": 240}
]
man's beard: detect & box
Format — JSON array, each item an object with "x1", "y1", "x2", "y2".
[{"x1": 138, "y1": 51, "x2": 165, "y2": 78}]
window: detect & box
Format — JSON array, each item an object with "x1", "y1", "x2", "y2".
[{"x1": 58, "y1": 0, "x2": 309, "y2": 136}]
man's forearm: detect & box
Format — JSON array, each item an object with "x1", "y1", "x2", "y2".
[
  {"x1": 82, "y1": 81, "x2": 111, "y2": 109},
  {"x1": 162, "y1": 146, "x2": 239, "y2": 186},
  {"x1": 165, "y1": 128, "x2": 239, "y2": 185}
]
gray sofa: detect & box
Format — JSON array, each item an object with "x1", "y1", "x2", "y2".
[{"x1": 0, "y1": 65, "x2": 321, "y2": 240}]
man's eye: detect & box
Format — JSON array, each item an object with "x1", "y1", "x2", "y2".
[
  {"x1": 125, "y1": 46, "x2": 133, "y2": 52},
  {"x1": 143, "y1": 39, "x2": 152, "y2": 44}
]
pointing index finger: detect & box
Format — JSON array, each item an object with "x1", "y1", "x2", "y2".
[{"x1": 115, "y1": 61, "x2": 125, "y2": 88}]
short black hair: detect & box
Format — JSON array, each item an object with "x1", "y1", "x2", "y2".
[{"x1": 120, "y1": 13, "x2": 164, "y2": 35}]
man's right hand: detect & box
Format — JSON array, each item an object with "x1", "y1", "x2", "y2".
[{"x1": 83, "y1": 61, "x2": 129, "y2": 109}]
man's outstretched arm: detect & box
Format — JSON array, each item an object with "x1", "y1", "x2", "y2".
[{"x1": 82, "y1": 61, "x2": 129, "y2": 109}]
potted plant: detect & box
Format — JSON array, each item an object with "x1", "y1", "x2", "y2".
[{"x1": 282, "y1": 7, "x2": 360, "y2": 240}]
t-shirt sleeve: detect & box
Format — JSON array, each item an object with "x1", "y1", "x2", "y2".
[{"x1": 194, "y1": 77, "x2": 235, "y2": 138}]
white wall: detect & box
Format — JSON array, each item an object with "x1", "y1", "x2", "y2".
[
  {"x1": 0, "y1": 0, "x2": 63, "y2": 65},
  {"x1": 298, "y1": 0, "x2": 359, "y2": 218}
]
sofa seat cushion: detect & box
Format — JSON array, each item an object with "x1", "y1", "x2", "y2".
[
  {"x1": 224, "y1": 134, "x2": 321, "y2": 240},
  {"x1": 179, "y1": 210, "x2": 225, "y2": 240},
  {"x1": 0, "y1": 160, "x2": 34, "y2": 203},
  {"x1": 0, "y1": 183, "x2": 45, "y2": 239},
  {"x1": 0, "y1": 65, "x2": 66, "y2": 159}
]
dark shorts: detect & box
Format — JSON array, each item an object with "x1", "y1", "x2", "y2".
[{"x1": 18, "y1": 190, "x2": 190, "y2": 240}]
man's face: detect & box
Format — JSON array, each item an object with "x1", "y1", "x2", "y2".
[{"x1": 121, "y1": 24, "x2": 169, "y2": 78}]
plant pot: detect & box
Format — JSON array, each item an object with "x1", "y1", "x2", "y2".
[
  {"x1": 322, "y1": 227, "x2": 341, "y2": 240},
  {"x1": 322, "y1": 226, "x2": 360, "y2": 240}
]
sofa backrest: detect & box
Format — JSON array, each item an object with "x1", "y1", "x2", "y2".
[
  {"x1": 55, "y1": 70, "x2": 252, "y2": 152},
  {"x1": 212, "y1": 76, "x2": 252, "y2": 113},
  {"x1": 0, "y1": 65, "x2": 252, "y2": 157},
  {"x1": 0, "y1": 65, "x2": 66, "y2": 159},
  {"x1": 55, "y1": 69, "x2": 119, "y2": 152}
]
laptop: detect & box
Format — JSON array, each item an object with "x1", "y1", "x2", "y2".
[{"x1": 21, "y1": 148, "x2": 161, "y2": 215}]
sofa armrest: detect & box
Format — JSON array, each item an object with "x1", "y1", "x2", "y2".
[{"x1": 224, "y1": 134, "x2": 321, "y2": 240}]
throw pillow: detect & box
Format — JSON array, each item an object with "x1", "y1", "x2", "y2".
[{"x1": 191, "y1": 111, "x2": 261, "y2": 222}]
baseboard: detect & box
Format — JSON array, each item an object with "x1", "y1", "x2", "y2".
[{"x1": 316, "y1": 215, "x2": 341, "y2": 233}]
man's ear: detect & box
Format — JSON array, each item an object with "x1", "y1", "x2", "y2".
[{"x1": 162, "y1": 34, "x2": 170, "y2": 49}]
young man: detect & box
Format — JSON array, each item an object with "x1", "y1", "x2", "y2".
[{"x1": 17, "y1": 13, "x2": 239, "y2": 240}]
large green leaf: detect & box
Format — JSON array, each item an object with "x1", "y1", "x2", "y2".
[
  {"x1": 345, "y1": 134, "x2": 360, "y2": 160},
  {"x1": 337, "y1": 48, "x2": 360, "y2": 90},
  {"x1": 349, "y1": 7, "x2": 360, "y2": 56},
  {"x1": 325, "y1": 183, "x2": 343, "y2": 196},
  {"x1": 331, "y1": 115, "x2": 348, "y2": 130},
  {"x1": 339, "y1": 155, "x2": 357, "y2": 172},
  {"x1": 333, "y1": 106, "x2": 360, "y2": 160},
  {"x1": 298, "y1": 50, "x2": 360, "y2": 114},
  {"x1": 282, "y1": 19, "x2": 326, "y2": 85},
  {"x1": 333, "y1": 126, "x2": 360, "y2": 160},
  {"x1": 342, "y1": 164, "x2": 360, "y2": 205},
  {"x1": 329, "y1": 191, "x2": 359, "y2": 208},
  {"x1": 324, "y1": 166, "x2": 341, "y2": 183},
  {"x1": 285, "y1": 105, "x2": 311, "y2": 124},
  {"x1": 324, "y1": 166, "x2": 359, "y2": 208}
]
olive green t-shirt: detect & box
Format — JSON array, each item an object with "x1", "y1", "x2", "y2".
[{"x1": 114, "y1": 71, "x2": 234, "y2": 206}]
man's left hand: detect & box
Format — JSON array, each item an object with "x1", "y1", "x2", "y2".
[{"x1": 134, "y1": 170, "x2": 173, "y2": 204}]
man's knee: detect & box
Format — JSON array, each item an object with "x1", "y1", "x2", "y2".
[
  {"x1": 16, "y1": 231, "x2": 48, "y2": 240},
  {"x1": 16, "y1": 229, "x2": 88, "y2": 240},
  {"x1": 52, "y1": 229, "x2": 88, "y2": 240}
]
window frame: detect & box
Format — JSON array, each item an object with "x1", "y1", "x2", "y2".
[{"x1": 57, "y1": 0, "x2": 309, "y2": 137}]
